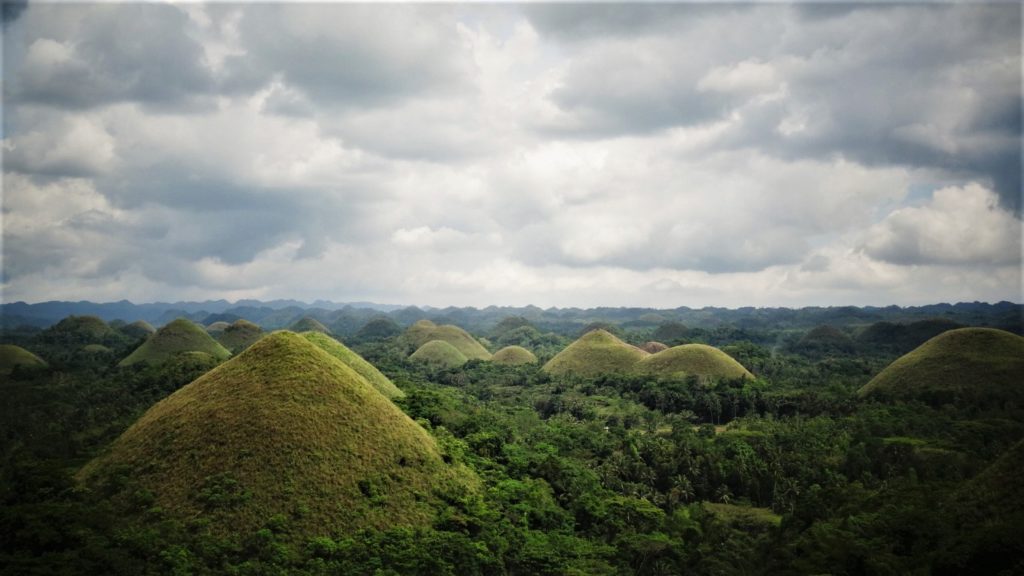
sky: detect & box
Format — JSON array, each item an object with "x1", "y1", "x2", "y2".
[{"x1": 1, "y1": 2, "x2": 1021, "y2": 308}]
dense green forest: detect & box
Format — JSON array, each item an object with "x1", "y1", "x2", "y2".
[{"x1": 1, "y1": 304, "x2": 1022, "y2": 575}]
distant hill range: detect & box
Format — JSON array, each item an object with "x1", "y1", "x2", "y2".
[{"x1": 2, "y1": 299, "x2": 1020, "y2": 340}]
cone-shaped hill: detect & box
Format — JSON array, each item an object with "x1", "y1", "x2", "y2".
[
  {"x1": 410, "y1": 340, "x2": 469, "y2": 369},
  {"x1": 542, "y1": 329, "x2": 649, "y2": 377},
  {"x1": 302, "y1": 331, "x2": 404, "y2": 399},
  {"x1": 289, "y1": 316, "x2": 330, "y2": 334},
  {"x1": 120, "y1": 320, "x2": 156, "y2": 340},
  {"x1": 79, "y1": 331, "x2": 476, "y2": 541},
  {"x1": 491, "y1": 345, "x2": 538, "y2": 366},
  {"x1": 634, "y1": 344, "x2": 754, "y2": 380},
  {"x1": 38, "y1": 315, "x2": 116, "y2": 347},
  {"x1": 858, "y1": 328, "x2": 1024, "y2": 406},
  {"x1": 205, "y1": 321, "x2": 231, "y2": 333},
  {"x1": 119, "y1": 318, "x2": 231, "y2": 367},
  {"x1": 641, "y1": 341, "x2": 669, "y2": 354},
  {"x1": 216, "y1": 319, "x2": 263, "y2": 354},
  {"x1": 0, "y1": 344, "x2": 47, "y2": 375},
  {"x1": 401, "y1": 320, "x2": 491, "y2": 361}
]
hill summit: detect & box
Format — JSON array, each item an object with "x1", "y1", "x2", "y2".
[
  {"x1": 0, "y1": 344, "x2": 47, "y2": 375},
  {"x1": 634, "y1": 344, "x2": 754, "y2": 380},
  {"x1": 491, "y1": 345, "x2": 538, "y2": 366},
  {"x1": 301, "y1": 331, "x2": 404, "y2": 399},
  {"x1": 79, "y1": 331, "x2": 475, "y2": 540},
  {"x1": 858, "y1": 327, "x2": 1024, "y2": 406},
  {"x1": 118, "y1": 318, "x2": 231, "y2": 367},
  {"x1": 543, "y1": 329, "x2": 648, "y2": 377}
]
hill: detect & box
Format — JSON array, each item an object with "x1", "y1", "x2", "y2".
[
  {"x1": 409, "y1": 340, "x2": 469, "y2": 369},
  {"x1": 0, "y1": 344, "x2": 47, "y2": 375},
  {"x1": 205, "y1": 321, "x2": 231, "y2": 333},
  {"x1": 401, "y1": 320, "x2": 491, "y2": 361},
  {"x1": 36, "y1": 315, "x2": 116, "y2": 346},
  {"x1": 289, "y1": 316, "x2": 330, "y2": 334},
  {"x1": 542, "y1": 329, "x2": 648, "y2": 377},
  {"x1": 120, "y1": 320, "x2": 156, "y2": 340},
  {"x1": 355, "y1": 317, "x2": 402, "y2": 341},
  {"x1": 641, "y1": 341, "x2": 669, "y2": 354},
  {"x1": 858, "y1": 328, "x2": 1024, "y2": 406},
  {"x1": 216, "y1": 319, "x2": 263, "y2": 354},
  {"x1": 78, "y1": 331, "x2": 476, "y2": 541},
  {"x1": 796, "y1": 325, "x2": 855, "y2": 354},
  {"x1": 302, "y1": 331, "x2": 404, "y2": 399},
  {"x1": 634, "y1": 344, "x2": 754, "y2": 380},
  {"x1": 856, "y1": 318, "x2": 964, "y2": 353},
  {"x1": 491, "y1": 345, "x2": 538, "y2": 366},
  {"x1": 118, "y1": 319, "x2": 231, "y2": 367}
]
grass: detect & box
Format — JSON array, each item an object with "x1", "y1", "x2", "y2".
[
  {"x1": 205, "y1": 321, "x2": 231, "y2": 333},
  {"x1": 641, "y1": 341, "x2": 669, "y2": 354},
  {"x1": 703, "y1": 502, "x2": 782, "y2": 529},
  {"x1": 858, "y1": 328, "x2": 1024, "y2": 406},
  {"x1": 44, "y1": 315, "x2": 114, "y2": 341},
  {"x1": 0, "y1": 344, "x2": 47, "y2": 375},
  {"x1": 216, "y1": 319, "x2": 263, "y2": 354},
  {"x1": 79, "y1": 331, "x2": 477, "y2": 541},
  {"x1": 491, "y1": 345, "x2": 538, "y2": 366},
  {"x1": 80, "y1": 344, "x2": 112, "y2": 354},
  {"x1": 289, "y1": 316, "x2": 330, "y2": 334},
  {"x1": 633, "y1": 344, "x2": 754, "y2": 380},
  {"x1": 542, "y1": 329, "x2": 648, "y2": 377},
  {"x1": 302, "y1": 331, "x2": 405, "y2": 399},
  {"x1": 401, "y1": 320, "x2": 492, "y2": 361},
  {"x1": 409, "y1": 340, "x2": 469, "y2": 369},
  {"x1": 118, "y1": 318, "x2": 232, "y2": 367}
]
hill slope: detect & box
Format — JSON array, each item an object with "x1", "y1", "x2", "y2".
[
  {"x1": 543, "y1": 329, "x2": 648, "y2": 377},
  {"x1": 216, "y1": 319, "x2": 263, "y2": 354},
  {"x1": 634, "y1": 344, "x2": 754, "y2": 380},
  {"x1": 491, "y1": 345, "x2": 538, "y2": 366},
  {"x1": 401, "y1": 320, "x2": 491, "y2": 361},
  {"x1": 118, "y1": 318, "x2": 231, "y2": 367},
  {"x1": 0, "y1": 344, "x2": 47, "y2": 375},
  {"x1": 289, "y1": 316, "x2": 330, "y2": 334},
  {"x1": 858, "y1": 328, "x2": 1024, "y2": 406},
  {"x1": 302, "y1": 331, "x2": 404, "y2": 399},
  {"x1": 79, "y1": 331, "x2": 475, "y2": 540}
]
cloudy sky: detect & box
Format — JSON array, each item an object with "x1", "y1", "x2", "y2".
[{"x1": 2, "y1": 2, "x2": 1021, "y2": 308}]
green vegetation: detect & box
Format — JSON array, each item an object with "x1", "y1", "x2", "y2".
[
  {"x1": 80, "y1": 331, "x2": 476, "y2": 542},
  {"x1": 118, "y1": 318, "x2": 231, "y2": 367},
  {"x1": 356, "y1": 317, "x2": 402, "y2": 341},
  {"x1": 215, "y1": 319, "x2": 263, "y2": 354},
  {"x1": 858, "y1": 327, "x2": 1024, "y2": 406},
  {"x1": 0, "y1": 344, "x2": 47, "y2": 375},
  {"x1": 410, "y1": 340, "x2": 469, "y2": 369},
  {"x1": 491, "y1": 345, "x2": 538, "y2": 366},
  {"x1": 302, "y1": 331, "x2": 405, "y2": 399},
  {"x1": 635, "y1": 344, "x2": 754, "y2": 380},
  {"x1": 401, "y1": 320, "x2": 492, "y2": 360},
  {"x1": 796, "y1": 324, "x2": 855, "y2": 354},
  {"x1": 543, "y1": 329, "x2": 648, "y2": 377},
  {"x1": 289, "y1": 316, "x2": 330, "y2": 334}
]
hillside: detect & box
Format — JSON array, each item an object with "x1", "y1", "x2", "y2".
[
  {"x1": 491, "y1": 345, "x2": 538, "y2": 366},
  {"x1": 118, "y1": 319, "x2": 231, "y2": 367},
  {"x1": 289, "y1": 316, "x2": 330, "y2": 334},
  {"x1": 401, "y1": 320, "x2": 491, "y2": 360},
  {"x1": 858, "y1": 327, "x2": 1024, "y2": 406},
  {"x1": 302, "y1": 331, "x2": 404, "y2": 399},
  {"x1": 120, "y1": 320, "x2": 156, "y2": 340},
  {"x1": 215, "y1": 319, "x2": 263, "y2": 354},
  {"x1": 0, "y1": 344, "x2": 47, "y2": 375},
  {"x1": 78, "y1": 331, "x2": 476, "y2": 541},
  {"x1": 542, "y1": 329, "x2": 648, "y2": 377},
  {"x1": 797, "y1": 325, "x2": 855, "y2": 353},
  {"x1": 634, "y1": 344, "x2": 754, "y2": 380},
  {"x1": 410, "y1": 340, "x2": 469, "y2": 369}
]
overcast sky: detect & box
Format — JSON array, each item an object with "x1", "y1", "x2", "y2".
[{"x1": 2, "y1": 2, "x2": 1021, "y2": 308}]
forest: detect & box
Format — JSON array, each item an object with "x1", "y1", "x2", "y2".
[{"x1": 1, "y1": 301, "x2": 1022, "y2": 575}]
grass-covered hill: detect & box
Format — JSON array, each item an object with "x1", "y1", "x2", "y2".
[
  {"x1": 491, "y1": 345, "x2": 538, "y2": 366},
  {"x1": 355, "y1": 317, "x2": 403, "y2": 341},
  {"x1": 856, "y1": 318, "x2": 964, "y2": 353},
  {"x1": 0, "y1": 344, "x2": 47, "y2": 375},
  {"x1": 302, "y1": 331, "x2": 404, "y2": 399},
  {"x1": 796, "y1": 325, "x2": 855, "y2": 353},
  {"x1": 289, "y1": 316, "x2": 330, "y2": 334},
  {"x1": 205, "y1": 321, "x2": 231, "y2": 333},
  {"x1": 400, "y1": 320, "x2": 491, "y2": 361},
  {"x1": 118, "y1": 319, "x2": 231, "y2": 367},
  {"x1": 542, "y1": 329, "x2": 649, "y2": 377},
  {"x1": 858, "y1": 327, "x2": 1024, "y2": 406},
  {"x1": 120, "y1": 320, "x2": 156, "y2": 340},
  {"x1": 634, "y1": 344, "x2": 754, "y2": 380},
  {"x1": 78, "y1": 331, "x2": 476, "y2": 541},
  {"x1": 409, "y1": 340, "x2": 470, "y2": 369},
  {"x1": 215, "y1": 319, "x2": 263, "y2": 354},
  {"x1": 36, "y1": 315, "x2": 116, "y2": 347},
  {"x1": 641, "y1": 341, "x2": 669, "y2": 354}
]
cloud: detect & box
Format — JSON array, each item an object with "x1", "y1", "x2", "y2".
[{"x1": 862, "y1": 184, "x2": 1022, "y2": 266}]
